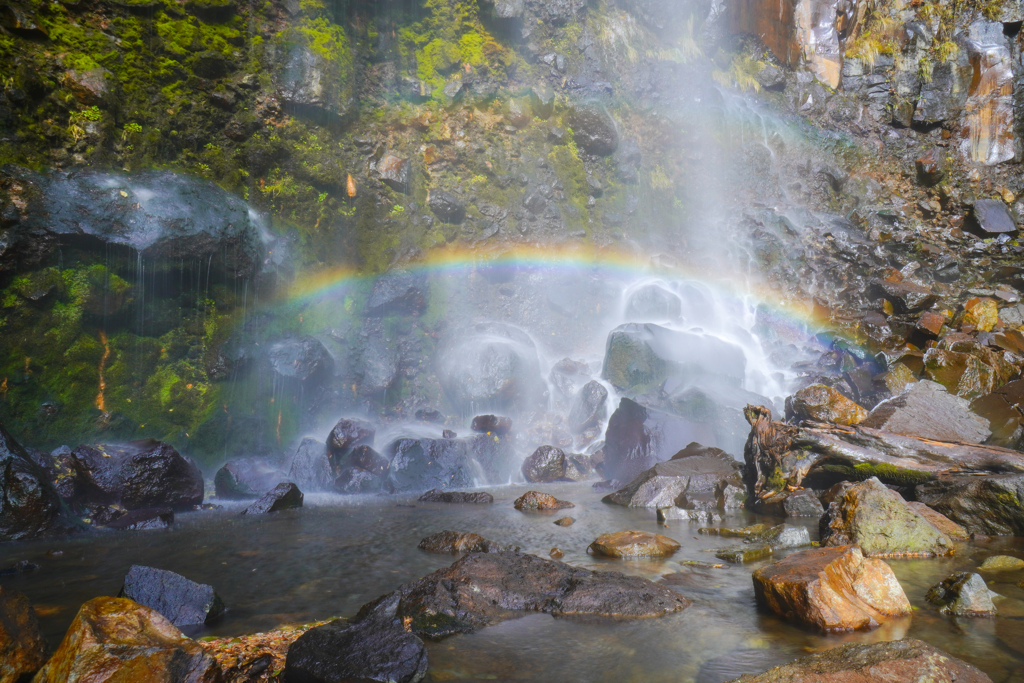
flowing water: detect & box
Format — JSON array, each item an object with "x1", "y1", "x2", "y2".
[{"x1": 4, "y1": 483, "x2": 1024, "y2": 682}]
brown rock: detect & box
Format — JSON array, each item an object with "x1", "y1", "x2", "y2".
[
  {"x1": 858, "y1": 380, "x2": 991, "y2": 444},
  {"x1": 915, "y1": 148, "x2": 947, "y2": 186},
  {"x1": 418, "y1": 489, "x2": 494, "y2": 504},
  {"x1": 874, "y1": 280, "x2": 938, "y2": 313},
  {"x1": 63, "y1": 68, "x2": 113, "y2": 106},
  {"x1": 959, "y1": 24, "x2": 1015, "y2": 166},
  {"x1": 553, "y1": 516, "x2": 575, "y2": 526},
  {"x1": 916, "y1": 310, "x2": 947, "y2": 335},
  {"x1": 549, "y1": 548, "x2": 563, "y2": 559},
  {"x1": 513, "y1": 491, "x2": 574, "y2": 511},
  {"x1": 923, "y1": 348, "x2": 996, "y2": 399},
  {"x1": 33, "y1": 597, "x2": 221, "y2": 682},
  {"x1": 963, "y1": 297, "x2": 1000, "y2": 333},
  {"x1": 588, "y1": 530, "x2": 680, "y2": 558},
  {"x1": 0, "y1": 587, "x2": 46, "y2": 683},
  {"x1": 752, "y1": 545, "x2": 911, "y2": 632},
  {"x1": 417, "y1": 530, "x2": 517, "y2": 554},
  {"x1": 727, "y1": 638, "x2": 992, "y2": 682},
  {"x1": 790, "y1": 384, "x2": 867, "y2": 425}
]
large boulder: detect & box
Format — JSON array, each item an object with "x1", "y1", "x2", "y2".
[
  {"x1": 214, "y1": 457, "x2": 287, "y2": 499},
  {"x1": 788, "y1": 384, "x2": 866, "y2": 425},
  {"x1": 752, "y1": 545, "x2": 911, "y2": 632},
  {"x1": 0, "y1": 167, "x2": 267, "y2": 278},
  {"x1": 0, "y1": 424, "x2": 71, "y2": 541},
  {"x1": 603, "y1": 399, "x2": 713, "y2": 483},
  {"x1": 0, "y1": 586, "x2": 46, "y2": 682},
  {"x1": 915, "y1": 473, "x2": 1024, "y2": 535},
  {"x1": 623, "y1": 282, "x2": 683, "y2": 321},
  {"x1": 32, "y1": 597, "x2": 221, "y2": 682},
  {"x1": 521, "y1": 445, "x2": 567, "y2": 483},
  {"x1": 119, "y1": 566, "x2": 225, "y2": 629},
  {"x1": 364, "y1": 271, "x2": 427, "y2": 317},
  {"x1": 588, "y1": 530, "x2": 680, "y2": 558},
  {"x1": 267, "y1": 336, "x2": 333, "y2": 387},
  {"x1": 242, "y1": 482, "x2": 303, "y2": 515},
  {"x1": 820, "y1": 478, "x2": 954, "y2": 557},
  {"x1": 567, "y1": 380, "x2": 608, "y2": 434},
  {"x1": 727, "y1": 639, "x2": 992, "y2": 682},
  {"x1": 858, "y1": 381, "x2": 991, "y2": 444},
  {"x1": 326, "y1": 418, "x2": 376, "y2": 464},
  {"x1": 355, "y1": 551, "x2": 688, "y2": 639},
  {"x1": 385, "y1": 437, "x2": 474, "y2": 493},
  {"x1": 287, "y1": 438, "x2": 334, "y2": 492},
  {"x1": 603, "y1": 442, "x2": 740, "y2": 508}
]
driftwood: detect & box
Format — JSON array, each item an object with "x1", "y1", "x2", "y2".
[{"x1": 743, "y1": 405, "x2": 1024, "y2": 494}]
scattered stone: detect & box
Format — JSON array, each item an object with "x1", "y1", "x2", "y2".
[
  {"x1": 119, "y1": 565, "x2": 225, "y2": 628},
  {"x1": 715, "y1": 545, "x2": 774, "y2": 563},
  {"x1": 926, "y1": 572, "x2": 997, "y2": 616},
  {"x1": 418, "y1": 489, "x2": 494, "y2": 504},
  {"x1": 979, "y1": 555, "x2": 1024, "y2": 571},
  {"x1": 962, "y1": 297, "x2": 1000, "y2": 333},
  {"x1": 104, "y1": 507, "x2": 174, "y2": 531},
  {"x1": 0, "y1": 586, "x2": 46, "y2": 683},
  {"x1": 789, "y1": 384, "x2": 867, "y2": 425},
  {"x1": 967, "y1": 198, "x2": 1017, "y2": 236},
  {"x1": 522, "y1": 445, "x2": 567, "y2": 483},
  {"x1": 427, "y1": 189, "x2": 465, "y2": 223},
  {"x1": 859, "y1": 380, "x2": 991, "y2": 444},
  {"x1": 564, "y1": 102, "x2": 618, "y2": 155},
  {"x1": 470, "y1": 414, "x2": 512, "y2": 435},
  {"x1": 513, "y1": 491, "x2": 574, "y2": 511},
  {"x1": 375, "y1": 154, "x2": 410, "y2": 193},
  {"x1": 874, "y1": 280, "x2": 938, "y2": 313},
  {"x1": 751, "y1": 545, "x2": 911, "y2": 631},
  {"x1": 915, "y1": 148, "x2": 946, "y2": 185},
  {"x1": 554, "y1": 516, "x2": 575, "y2": 526},
  {"x1": 820, "y1": 478, "x2": 954, "y2": 557},
  {"x1": 699, "y1": 524, "x2": 770, "y2": 539},
  {"x1": 33, "y1": 597, "x2": 221, "y2": 682},
  {"x1": 417, "y1": 530, "x2": 517, "y2": 554},
  {"x1": 549, "y1": 548, "x2": 563, "y2": 559},
  {"x1": 242, "y1": 482, "x2": 303, "y2": 515},
  {"x1": 727, "y1": 638, "x2": 992, "y2": 682},
  {"x1": 588, "y1": 530, "x2": 680, "y2": 558},
  {"x1": 782, "y1": 489, "x2": 824, "y2": 518},
  {"x1": 917, "y1": 310, "x2": 947, "y2": 336}
]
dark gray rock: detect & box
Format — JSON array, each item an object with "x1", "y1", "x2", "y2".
[
  {"x1": 428, "y1": 190, "x2": 465, "y2": 223},
  {"x1": 268, "y1": 337, "x2": 333, "y2": 386},
  {"x1": 287, "y1": 438, "x2": 334, "y2": 492},
  {"x1": 968, "y1": 199, "x2": 1017, "y2": 236},
  {"x1": 916, "y1": 474, "x2": 1024, "y2": 535},
  {"x1": 470, "y1": 415, "x2": 512, "y2": 435},
  {"x1": 418, "y1": 489, "x2": 494, "y2": 504},
  {"x1": 385, "y1": 438, "x2": 474, "y2": 493},
  {"x1": 334, "y1": 467, "x2": 382, "y2": 494},
  {"x1": 364, "y1": 271, "x2": 427, "y2": 317},
  {"x1": 603, "y1": 399, "x2": 716, "y2": 483},
  {"x1": 603, "y1": 442, "x2": 741, "y2": 507},
  {"x1": 119, "y1": 565, "x2": 224, "y2": 628},
  {"x1": 417, "y1": 530, "x2": 517, "y2": 554},
  {"x1": 104, "y1": 507, "x2": 174, "y2": 530},
  {"x1": 522, "y1": 445, "x2": 566, "y2": 483},
  {"x1": 214, "y1": 458, "x2": 287, "y2": 499},
  {"x1": 568, "y1": 380, "x2": 608, "y2": 434},
  {"x1": 783, "y1": 489, "x2": 825, "y2": 518},
  {"x1": 565, "y1": 102, "x2": 618, "y2": 155},
  {"x1": 327, "y1": 418, "x2": 376, "y2": 463},
  {"x1": 926, "y1": 572, "x2": 997, "y2": 616},
  {"x1": 242, "y1": 482, "x2": 303, "y2": 514},
  {"x1": 859, "y1": 381, "x2": 991, "y2": 444},
  {"x1": 273, "y1": 28, "x2": 354, "y2": 120},
  {"x1": 0, "y1": 424, "x2": 72, "y2": 541}
]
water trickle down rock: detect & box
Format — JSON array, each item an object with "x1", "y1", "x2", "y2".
[{"x1": 958, "y1": 21, "x2": 1015, "y2": 166}]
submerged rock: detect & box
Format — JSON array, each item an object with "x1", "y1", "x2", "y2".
[
  {"x1": 417, "y1": 489, "x2": 494, "y2": 504},
  {"x1": 33, "y1": 597, "x2": 221, "y2": 682},
  {"x1": 820, "y1": 478, "x2": 954, "y2": 557},
  {"x1": 0, "y1": 423, "x2": 71, "y2": 542},
  {"x1": 242, "y1": 482, "x2": 303, "y2": 515},
  {"x1": 588, "y1": 530, "x2": 680, "y2": 558},
  {"x1": 979, "y1": 555, "x2": 1024, "y2": 571},
  {"x1": 104, "y1": 507, "x2": 174, "y2": 531},
  {"x1": 214, "y1": 458, "x2": 287, "y2": 499},
  {"x1": 417, "y1": 530, "x2": 517, "y2": 554},
  {"x1": 752, "y1": 545, "x2": 911, "y2": 632},
  {"x1": 727, "y1": 638, "x2": 992, "y2": 682},
  {"x1": 119, "y1": 565, "x2": 225, "y2": 628},
  {"x1": 513, "y1": 491, "x2": 574, "y2": 511},
  {"x1": 0, "y1": 586, "x2": 46, "y2": 683},
  {"x1": 926, "y1": 572, "x2": 997, "y2": 616}
]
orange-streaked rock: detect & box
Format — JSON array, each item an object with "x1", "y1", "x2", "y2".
[
  {"x1": 1, "y1": 587, "x2": 46, "y2": 683},
  {"x1": 959, "y1": 24, "x2": 1015, "y2": 166},
  {"x1": 752, "y1": 545, "x2": 911, "y2": 632},
  {"x1": 790, "y1": 384, "x2": 867, "y2": 425},
  {"x1": 589, "y1": 530, "x2": 681, "y2": 558}
]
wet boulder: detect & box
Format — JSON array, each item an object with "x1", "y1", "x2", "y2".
[
  {"x1": 285, "y1": 595, "x2": 428, "y2": 683},
  {"x1": 268, "y1": 336, "x2": 333, "y2": 387},
  {"x1": 32, "y1": 597, "x2": 221, "y2": 682},
  {"x1": 820, "y1": 478, "x2": 954, "y2": 557},
  {"x1": 782, "y1": 489, "x2": 824, "y2": 518},
  {"x1": 334, "y1": 467, "x2": 382, "y2": 494},
  {"x1": 979, "y1": 555, "x2": 1024, "y2": 571},
  {"x1": 0, "y1": 587, "x2": 46, "y2": 682},
  {"x1": 117, "y1": 442, "x2": 204, "y2": 511},
  {"x1": 0, "y1": 424, "x2": 71, "y2": 541},
  {"x1": 603, "y1": 442, "x2": 740, "y2": 508},
  {"x1": 214, "y1": 457, "x2": 287, "y2": 499},
  {"x1": 858, "y1": 380, "x2": 991, "y2": 444},
  {"x1": 624, "y1": 282, "x2": 683, "y2": 321},
  {"x1": 427, "y1": 189, "x2": 465, "y2": 223},
  {"x1": 564, "y1": 102, "x2": 618, "y2": 156},
  {"x1": 567, "y1": 380, "x2": 608, "y2": 434},
  {"x1": 242, "y1": 482, "x2": 303, "y2": 514},
  {"x1": 968, "y1": 198, "x2": 1017, "y2": 236},
  {"x1": 603, "y1": 400, "x2": 716, "y2": 484},
  {"x1": 907, "y1": 501, "x2": 969, "y2": 541},
  {"x1": 417, "y1": 530, "x2": 517, "y2": 554},
  {"x1": 287, "y1": 438, "x2": 334, "y2": 492},
  {"x1": 915, "y1": 474, "x2": 1024, "y2": 535},
  {"x1": 470, "y1": 414, "x2": 512, "y2": 435},
  {"x1": 356, "y1": 551, "x2": 689, "y2": 640},
  {"x1": 327, "y1": 418, "x2": 376, "y2": 465},
  {"x1": 104, "y1": 507, "x2": 175, "y2": 531},
  {"x1": 728, "y1": 638, "x2": 992, "y2": 682},
  {"x1": 119, "y1": 565, "x2": 225, "y2": 628},
  {"x1": 465, "y1": 433, "x2": 518, "y2": 484},
  {"x1": 788, "y1": 384, "x2": 866, "y2": 425},
  {"x1": 926, "y1": 572, "x2": 997, "y2": 616},
  {"x1": 364, "y1": 271, "x2": 427, "y2": 317},
  {"x1": 513, "y1": 491, "x2": 574, "y2": 511},
  {"x1": 385, "y1": 438, "x2": 473, "y2": 493},
  {"x1": 752, "y1": 545, "x2": 911, "y2": 632},
  {"x1": 588, "y1": 530, "x2": 680, "y2": 558},
  {"x1": 343, "y1": 445, "x2": 389, "y2": 476},
  {"x1": 522, "y1": 445, "x2": 567, "y2": 483},
  {"x1": 418, "y1": 489, "x2": 493, "y2": 504}
]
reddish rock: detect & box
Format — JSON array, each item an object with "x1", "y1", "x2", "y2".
[
  {"x1": 752, "y1": 545, "x2": 911, "y2": 632},
  {"x1": 0, "y1": 587, "x2": 46, "y2": 683},
  {"x1": 589, "y1": 530, "x2": 680, "y2": 558},
  {"x1": 417, "y1": 530, "x2": 517, "y2": 554},
  {"x1": 789, "y1": 384, "x2": 867, "y2": 425},
  {"x1": 916, "y1": 310, "x2": 947, "y2": 335},
  {"x1": 513, "y1": 491, "x2": 574, "y2": 511}
]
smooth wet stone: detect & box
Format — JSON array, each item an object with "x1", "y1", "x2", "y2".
[
  {"x1": 417, "y1": 489, "x2": 493, "y2": 504},
  {"x1": 357, "y1": 551, "x2": 689, "y2": 640},
  {"x1": 716, "y1": 544, "x2": 774, "y2": 563},
  {"x1": 327, "y1": 418, "x2": 375, "y2": 462},
  {"x1": 727, "y1": 638, "x2": 992, "y2": 682},
  {"x1": 821, "y1": 477, "x2": 954, "y2": 557},
  {"x1": 656, "y1": 507, "x2": 722, "y2": 525},
  {"x1": 521, "y1": 445, "x2": 567, "y2": 483},
  {"x1": 589, "y1": 530, "x2": 680, "y2": 558},
  {"x1": 782, "y1": 489, "x2": 824, "y2": 518},
  {"x1": 979, "y1": 555, "x2": 1024, "y2": 571},
  {"x1": 119, "y1": 565, "x2": 224, "y2": 628},
  {"x1": 756, "y1": 524, "x2": 812, "y2": 549},
  {"x1": 286, "y1": 595, "x2": 427, "y2": 683},
  {"x1": 553, "y1": 516, "x2": 575, "y2": 526},
  {"x1": 0, "y1": 423, "x2": 70, "y2": 541},
  {"x1": 470, "y1": 414, "x2": 513, "y2": 435},
  {"x1": 287, "y1": 438, "x2": 333, "y2": 492},
  {"x1": 859, "y1": 380, "x2": 991, "y2": 444},
  {"x1": 242, "y1": 482, "x2": 303, "y2": 515},
  {"x1": 602, "y1": 399, "x2": 716, "y2": 483},
  {"x1": 33, "y1": 597, "x2": 221, "y2": 682},
  {"x1": 513, "y1": 491, "x2": 574, "y2": 511},
  {"x1": 214, "y1": 457, "x2": 287, "y2": 499},
  {"x1": 789, "y1": 384, "x2": 867, "y2": 425},
  {"x1": 752, "y1": 545, "x2": 911, "y2": 632},
  {"x1": 0, "y1": 586, "x2": 46, "y2": 683},
  {"x1": 417, "y1": 531, "x2": 517, "y2": 554},
  {"x1": 603, "y1": 442, "x2": 740, "y2": 508},
  {"x1": 926, "y1": 572, "x2": 997, "y2": 616}
]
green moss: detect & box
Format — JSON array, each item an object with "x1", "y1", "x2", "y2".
[{"x1": 850, "y1": 462, "x2": 934, "y2": 486}]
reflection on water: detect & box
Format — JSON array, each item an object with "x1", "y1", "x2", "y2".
[{"x1": 3, "y1": 483, "x2": 1024, "y2": 682}]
